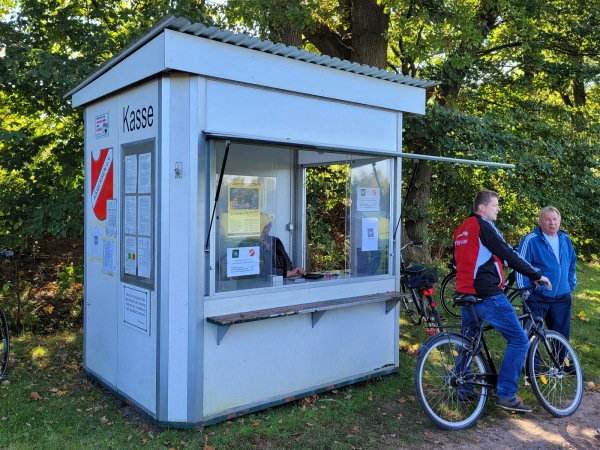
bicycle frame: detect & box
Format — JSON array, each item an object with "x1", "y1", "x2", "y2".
[{"x1": 437, "y1": 289, "x2": 558, "y2": 392}]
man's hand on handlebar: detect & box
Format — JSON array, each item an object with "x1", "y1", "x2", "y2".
[{"x1": 535, "y1": 275, "x2": 552, "y2": 291}]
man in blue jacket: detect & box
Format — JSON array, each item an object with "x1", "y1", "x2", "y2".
[{"x1": 517, "y1": 206, "x2": 577, "y2": 342}]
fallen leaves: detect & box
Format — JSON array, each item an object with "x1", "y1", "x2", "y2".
[
  {"x1": 203, "y1": 435, "x2": 215, "y2": 450},
  {"x1": 574, "y1": 311, "x2": 590, "y2": 323},
  {"x1": 30, "y1": 391, "x2": 40, "y2": 401},
  {"x1": 49, "y1": 387, "x2": 68, "y2": 397}
]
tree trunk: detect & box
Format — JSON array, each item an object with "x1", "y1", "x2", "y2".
[
  {"x1": 402, "y1": 160, "x2": 433, "y2": 263},
  {"x1": 349, "y1": 0, "x2": 389, "y2": 68}
]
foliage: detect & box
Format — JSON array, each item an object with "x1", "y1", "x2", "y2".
[
  {"x1": 0, "y1": 249, "x2": 83, "y2": 335},
  {"x1": 305, "y1": 165, "x2": 350, "y2": 272},
  {"x1": 0, "y1": 0, "x2": 221, "y2": 250}
]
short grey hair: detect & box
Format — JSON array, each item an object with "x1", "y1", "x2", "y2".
[
  {"x1": 538, "y1": 206, "x2": 561, "y2": 222},
  {"x1": 473, "y1": 190, "x2": 499, "y2": 212}
]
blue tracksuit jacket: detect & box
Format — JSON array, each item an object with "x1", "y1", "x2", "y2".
[{"x1": 516, "y1": 227, "x2": 577, "y2": 299}]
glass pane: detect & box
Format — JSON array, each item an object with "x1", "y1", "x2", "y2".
[
  {"x1": 213, "y1": 142, "x2": 295, "y2": 293},
  {"x1": 211, "y1": 141, "x2": 393, "y2": 295},
  {"x1": 351, "y1": 158, "x2": 391, "y2": 276}
]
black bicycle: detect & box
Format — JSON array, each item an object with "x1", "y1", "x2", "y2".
[
  {"x1": 0, "y1": 250, "x2": 12, "y2": 380},
  {"x1": 414, "y1": 284, "x2": 583, "y2": 430},
  {"x1": 440, "y1": 264, "x2": 518, "y2": 319},
  {"x1": 399, "y1": 242, "x2": 443, "y2": 331}
]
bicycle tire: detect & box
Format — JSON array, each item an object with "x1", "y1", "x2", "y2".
[
  {"x1": 421, "y1": 294, "x2": 444, "y2": 329},
  {"x1": 401, "y1": 283, "x2": 423, "y2": 325},
  {"x1": 0, "y1": 306, "x2": 8, "y2": 380},
  {"x1": 428, "y1": 300, "x2": 444, "y2": 330},
  {"x1": 527, "y1": 330, "x2": 583, "y2": 417},
  {"x1": 414, "y1": 333, "x2": 489, "y2": 430},
  {"x1": 439, "y1": 272, "x2": 460, "y2": 319}
]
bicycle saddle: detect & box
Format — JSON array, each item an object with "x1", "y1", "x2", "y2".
[{"x1": 452, "y1": 293, "x2": 483, "y2": 307}]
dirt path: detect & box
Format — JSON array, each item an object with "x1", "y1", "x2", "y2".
[{"x1": 416, "y1": 389, "x2": 600, "y2": 449}]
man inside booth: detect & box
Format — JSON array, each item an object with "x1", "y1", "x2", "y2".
[{"x1": 259, "y1": 214, "x2": 305, "y2": 279}]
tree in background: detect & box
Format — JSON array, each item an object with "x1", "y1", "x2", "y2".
[
  {"x1": 1, "y1": 0, "x2": 599, "y2": 261},
  {"x1": 0, "y1": 0, "x2": 219, "y2": 250}
]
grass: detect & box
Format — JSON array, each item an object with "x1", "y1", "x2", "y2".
[{"x1": 1, "y1": 263, "x2": 599, "y2": 449}]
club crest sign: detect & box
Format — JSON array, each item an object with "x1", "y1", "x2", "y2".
[{"x1": 91, "y1": 148, "x2": 114, "y2": 220}]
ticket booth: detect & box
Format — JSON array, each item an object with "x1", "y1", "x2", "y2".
[{"x1": 67, "y1": 15, "x2": 436, "y2": 426}]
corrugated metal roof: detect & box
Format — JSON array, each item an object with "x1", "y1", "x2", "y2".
[
  {"x1": 66, "y1": 14, "x2": 438, "y2": 98},
  {"x1": 166, "y1": 15, "x2": 438, "y2": 88}
]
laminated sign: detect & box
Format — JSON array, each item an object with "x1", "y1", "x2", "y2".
[{"x1": 91, "y1": 148, "x2": 114, "y2": 220}]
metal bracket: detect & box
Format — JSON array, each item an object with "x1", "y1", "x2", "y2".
[
  {"x1": 216, "y1": 325, "x2": 230, "y2": 345},
  {"x1": 311, "y1": 310, "x2": 326, "y2": 327}
]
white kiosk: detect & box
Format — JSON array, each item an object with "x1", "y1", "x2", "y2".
[{"x1": 67, "y1": 15, "x2": 436, "y2": 426}]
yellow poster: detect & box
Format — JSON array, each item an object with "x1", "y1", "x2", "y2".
[{"x1": 227, "y1": 183, "x2": 260, "y2": 235}]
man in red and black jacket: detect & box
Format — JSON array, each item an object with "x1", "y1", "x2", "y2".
[{"x1": 453, "y1": 190, "x2": 551, "y2": 413}]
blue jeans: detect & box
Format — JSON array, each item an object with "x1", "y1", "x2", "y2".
[
  {"x1": 525, "y1": 293, "x2": 572, "y2": 340},
  {"x1": 461, "y1": 293, "x2": 529, "y2": 399}
]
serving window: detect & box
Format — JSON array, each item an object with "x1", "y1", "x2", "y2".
[{"x1": 208, "y1": 140, "x2": 393, "y2": 295}]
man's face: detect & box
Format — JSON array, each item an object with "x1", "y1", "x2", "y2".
[
  {"x1": 261, "y1": 222, "x2": 271, "y2": 240},
  {"x1": 539, "y1": 211, "x2": 560, "y2": 237},
  {"x1": 479, "y1": 197, "x2": 500, "y2": 222}
]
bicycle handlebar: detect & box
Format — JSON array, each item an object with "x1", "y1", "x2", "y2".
[{"x1": 401, "y1": 241, "x2": 423, "y2": 251}]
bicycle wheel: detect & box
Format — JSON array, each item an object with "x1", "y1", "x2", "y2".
[
  {"x1": 414, "y1": 333, "x2": 489, "y2": 430},
  {"x1": 527, "y1": 330, "x2": 583, "y2": 417},
  {"x1": 440, "y1": 272, "x2": 460, "y2": 319},
  {"x1": 422, "y1": 295, "x2": 444, "y2": 330},
  {"x1": 429, "y1": 301, "x2": 444, "y2": 330},
  {"x1": 0, "y1": 306, "x2": 8, "y2": 380},
  {"x1": 401, "y1": 284, "x2": 423, "y2": 325}
]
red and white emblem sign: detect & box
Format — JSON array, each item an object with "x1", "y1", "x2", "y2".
[{"x1": 91, "y1": 148, "x2": 114, "y2": 220}]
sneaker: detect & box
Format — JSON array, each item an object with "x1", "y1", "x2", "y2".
[{"x1": 496, "y1": 397, "x2": 533, "y2": 412}]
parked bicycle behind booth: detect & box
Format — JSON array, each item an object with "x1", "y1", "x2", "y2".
[
  {"x1": 399, "y1": 241, "x2": 444, "y2": 333},
  {"x1": 440, "y1": 254, "x2": 519, "y2": 321}
]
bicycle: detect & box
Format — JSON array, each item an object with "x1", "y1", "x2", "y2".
[
  {"x1": 413, "y1": 284, "x2": 583, "y2": 430},
  {"x1": 439, "y1": 264, "x2": 518, "y2": 320},
  {"x1": 0, "y1": 249, "x2": 13, "y2": 380},
  {"x1": 399, "y1": 242, "x2": 444, "y2": 331}
]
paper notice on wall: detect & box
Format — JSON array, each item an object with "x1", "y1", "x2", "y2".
[
  {"x1": 102, "y1": 239, "x2": 116, "y2": 276},
  {"x1": 124, "y1": 236, "x2": 137, "y2": 275},
  {"x1": 227, "y1": 246, "x2": 260, "y2": 277},
  {"x1": 361, "y1": 217, "x2": 379, "y2": 251},
  {"x1": 125, "y1": 196, "x2": 137, "y2": 235},
  {"x1": 123, "y1": 286, "x2": 149, "y2": 334},
  {"x1": 106, "y1": 199, "x2": 117, "y2": 237},
  {"x1": 357, "y1": 187, "x2": 380, "y2": 212},
  {"x1": 138, "y1": 152, "x2": 152, "y2": 194},
  {"x1": 137, "y1": 195, "x2": 151, "y2": 236},
  {"x1": 227, "y1": 184, "x2": 260, "y2": 235},
  {"x1": 91, "y1": 226, "x2": 104, "y2": 260},
  {"x1": 137, "y1": 236, "x2": 151, "y2": 279},
  {"x1": 125, "y1": 154, "x2": 137, "y2": 194},
  {"x1": 95, "y1": 112, "x2": 109, "y2": 139}
]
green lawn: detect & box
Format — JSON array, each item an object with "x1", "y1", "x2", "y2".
[{"x1": 1, "y1": 263, "x2": 599, "y2": 449}]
